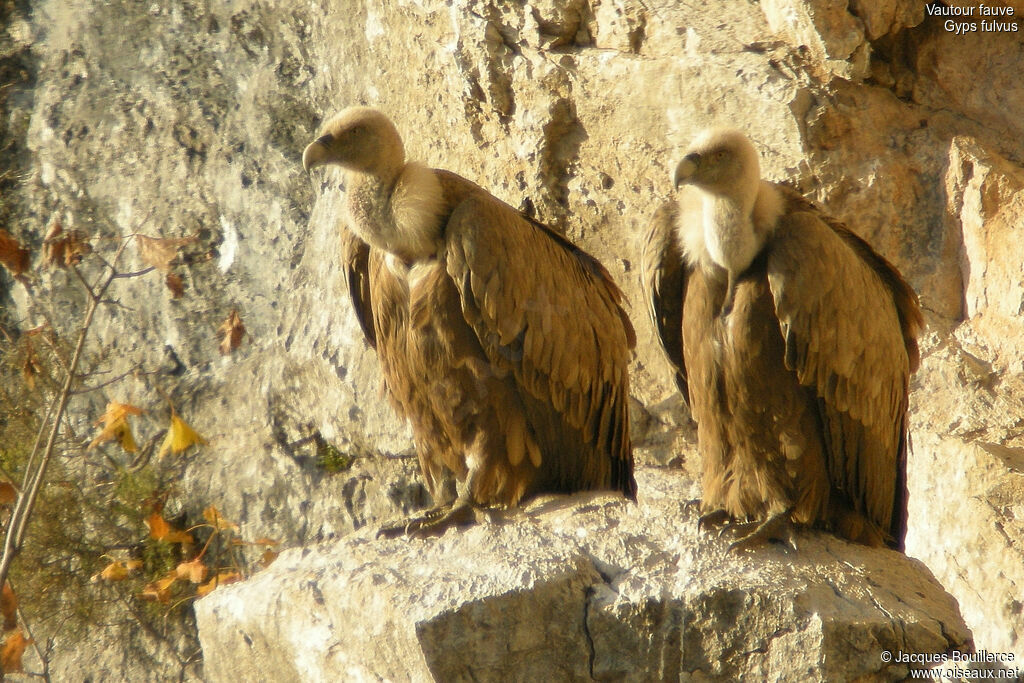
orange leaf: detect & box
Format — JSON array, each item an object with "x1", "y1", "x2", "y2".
[
  {"x1": 0, "y1": 229, "x2": 30, "y2": 277},
  {"x1": 175, "y1": 558, "x2": 208, "y2": 584},
  {"x1": 202, "y1": 505, "x2": 239, "y2": 533},
  {"x1": 0, "y1": 629, "x2": 30, "y2": 673},
  {"x1": 217, "y1": 309, "x2": 246, "y2": 355},
  {"x1": 141, "y1": 571, "x2": 179, "y2": 603},
  {"x1": 165, "y1": 272, "x2": 185, "y2": 298},
  {"x1": 196, "y1": 571, "x2": 242, "y2": 598},
  {"x1": 145, "y1": 511, "x2": 194, "y2": 545},
  {"x1": 0, "y1": 482, "x2": 17, "y2": 506},
  {"x1": 157, "y1": 413, "x2": 206, "y2": 459},
  {"x1": 93, "y1": 559, "x2": 142, "y2": 582},
  {"x1": 136, "y1": 234, "x2": 196, "y2": 273},
  {"x1": 88, "y1": 401, "x2": 144, "y2": 452},
  {"x1": 0, "y1": 582, "x2": 16, "y2": 631}
]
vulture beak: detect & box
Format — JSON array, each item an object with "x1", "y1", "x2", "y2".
[
  {"x1": 302, "y1": 134, "x2": 334, "y2": 174},
  {"x1": 673, "y1": 152, "x2": 700, "y2": 189}
]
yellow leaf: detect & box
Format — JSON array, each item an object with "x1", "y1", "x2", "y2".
[
  {"x1": 202, "y1": 505, "x2": 239, "y2": 533},
  {"x1": 88, "y1": 401, "x2": 144, "y2": 452},
  {"x1": 145, "y1": 511, "x2": 194, "y2": 545},
  {"x1": 93, "y1": 559, "x2": 142, "y2": 582},
  {"x1": 141, "y1": 571, "x2": 179, "y2": 603},
  {"x1": 175, "y1": 558, "x2": 208, "y2": 584},
  {"x1": 158, "y1": 413, "x2": 207, "y2": 459},
  {"x1": 196, "y1": 571, "x2": 242, "y2": 598},
  {"x1": 0, "y1": 629, "x2": 30, "y2": 673},
  {"x1": 117, "y1": 422, "x2": 137, "y2": 452}
]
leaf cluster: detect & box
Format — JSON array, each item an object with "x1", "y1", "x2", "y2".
[{"x1": 0, "y1": 220, "x2": 255, "y2": 677}]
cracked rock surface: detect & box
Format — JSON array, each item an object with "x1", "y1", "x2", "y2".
[
  {"x1": 196, "y1": 469, "x2": 971, "y2": 682},
  {"x1": 2, "y1": 0, "x2": 1023, "y2": 677}
]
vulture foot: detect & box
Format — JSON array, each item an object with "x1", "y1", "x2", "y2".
[
  {"x1": 727, "y1": 511, "x2": 798, "y2": 553},
  {"x1": 697, "y1": 508, "x2": 732, "y2": 536},
  {"x1": 376, "y1": 499, "x2": 478, "y2": 539}
]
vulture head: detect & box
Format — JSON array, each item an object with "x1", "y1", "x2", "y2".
[
  {"x1": 302, "y1": 107, "x2": 446, "y2": 263},
  {"x1": 302, "y1": 106, "x2": 406, "y2": 180},
  {"x1": 673, "y1": 128, "x2": 761, "y2": 203}
]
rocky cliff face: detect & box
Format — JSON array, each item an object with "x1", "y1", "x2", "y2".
[
  {"x1": 198, "y1": 470, "x2": 971, "y2": 682},
  {"x1": 1, "y1": 0, "x2": 1022, "y2": 679}
]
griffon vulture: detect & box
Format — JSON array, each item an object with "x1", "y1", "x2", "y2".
[
  {"x1": 642, "y1": 128, "x2": 922, "y2": 550},
  {"x1": 303, "y1": 107, "x2": 637, "y2": 536}
]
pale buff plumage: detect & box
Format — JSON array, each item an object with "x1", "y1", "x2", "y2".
[
  {"x1": 643, "y1": 128, "x2": 922, "y2": 550},
  {"x1": 304, "y1": 108, "x2": 637, "y2": 535}
]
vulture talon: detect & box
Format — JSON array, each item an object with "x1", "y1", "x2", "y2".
[
  {"x1": 697, "y1": 508, "x2": 732, "y2": 535},
  {"x1": 727, "y1": 511, "x2": 798, "y2": 554},
  {"x1": 375, "y1": 499, "x2": 478, "y2": 539}
]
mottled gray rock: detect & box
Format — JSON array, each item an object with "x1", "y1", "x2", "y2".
[
  {"x1": 197, "y1": 470, "x2": 971, "y2": 682},
  {"x1": 0, "y1": 0, "x2": 1022, "y2": 678}
]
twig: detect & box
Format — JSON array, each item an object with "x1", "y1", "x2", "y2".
[
  {"x1": 70, "y1": 365, "x2": 156, "y2": 395},
  {"x1": 69, "y1": 263, "x2": 97, "y2": 301},
  {"x1": 112, "y1": 266, "x2": 156, "y2": 279},
  {"x1": 0, "y1": 239, "x2": 132, "y2": 587}
]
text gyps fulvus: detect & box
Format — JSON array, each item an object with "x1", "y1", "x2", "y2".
[
  {"x1": 642, "y1": 128, "x2": 922, "y2": 550},
  {"x1": 303, "y1": 107, "x2": 637, "y2": 536}
]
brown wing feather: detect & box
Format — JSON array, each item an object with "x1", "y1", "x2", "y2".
[
  {"x1": 765, "y1": 204, "x2": 919, "y2": 548},
  {"x1": 341, "y1": 227, "x2": 376, "y2": 348},
  {"x1": 443, "y1": 193, "x2": 637, "y2": 499},
  {"x1": 777, "y1": 185, "x2": 923, "y2": 371},
  {"x1": 642, "y1": 201, "x2": 689, "y2": 398}
]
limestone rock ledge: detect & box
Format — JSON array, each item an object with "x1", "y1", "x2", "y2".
[{"x1": 196, "y1": 470, "x2": 971, "y2": 682}]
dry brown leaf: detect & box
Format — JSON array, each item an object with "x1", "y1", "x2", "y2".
[
  {"x1": 88, "y1": 401, "x2": 144, "y2": 452},
  {"x1": 0, "y1": 483, "x2": 16, "y2": 506},
  {"x1": 0, "y1": 629, "x2": 30, "y2": 673},
  {"x1": 260, "y1": 549, "x2": 279, "y2": 568},
  {"x1": 42, "y1": 221, "x2": 92, "y2": 268},
  {"x1": 217, "y1": 309, "x2": 246, "y2": 355},
  {"x1": 0, "y1": 228, "x2": 30, "y2": 277},
  {"x1": 145, "y1": 511, "x2": 194, "y2": 545},
  {"x1": 202, "y1": 505, "x2": 239, "y2": 533},
  {"x1": 0, "y1": 582, "x2": 16, "y2": 631},
  {"x1": 157, "y1": 413, "x2": 207, "y2": 459},
  {"x1": 136, "y1": 234, "x2": 197, "y2": 273},
  {"x1": 140, "y1": 571, "x2": 178, "y2": 603},
  {"x1": 20, "y1": 336, "x2": 42, "y2": 390},
  {"x1": 196, "y1": 571, "x2": 242, "y2": 598},
  {"x1": 175, "y1": 558, "x2": 208, "y2": 584},
  {"x1": 165, "y1": 272, "x2": 185, "y2": 298}
]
